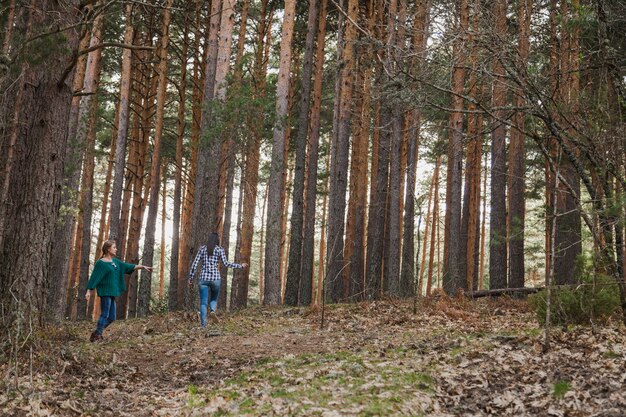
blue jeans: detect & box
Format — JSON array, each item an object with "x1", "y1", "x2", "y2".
[
  {"x1": 96, "y1": 296, "x2": 116, "y2": 335},
  {"x1": 198, "y1": 280, "x2": 221, "y2": 327}
]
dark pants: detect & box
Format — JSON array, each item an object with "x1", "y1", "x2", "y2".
[{"x1": 96, "y1": 296, "x2": 116, "y2": 335}]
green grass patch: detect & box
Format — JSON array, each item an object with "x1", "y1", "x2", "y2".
[{"x1": 552, "y1": 380, "x2": 571, "y2": 399}]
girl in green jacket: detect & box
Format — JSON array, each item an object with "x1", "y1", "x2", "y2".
[{"x1": 85, "y1": 240, "x2": 152, "y2": 342}]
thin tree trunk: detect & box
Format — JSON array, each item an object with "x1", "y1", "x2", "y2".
[
  {"x1": 418, "y1": 168, "x2": 435, "y2": 295},
  {"x1": 317, "y1": 147, "x2": 331, "y2": 305},
  {"x1": 160, "y1": 169, "x2": 167, "y2": 299},
  {"x1": 258, "y1": 185, "x2": 269, "y2": 304},
  {"x1": 426, "y1": 157, "x2": 440, "y2": 296}
]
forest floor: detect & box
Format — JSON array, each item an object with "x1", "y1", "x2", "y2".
[{"x1": 2, "y1": 297, "x2": 626, "y2": 417}]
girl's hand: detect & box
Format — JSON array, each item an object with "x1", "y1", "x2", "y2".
[
  {"x1": 85, "y1": 290, "x2": 92, "y2": 302},
  {"x1": 142, "y1": 265, "x2": 153, "y2": 272},
  {"x1": 241, "y1": 263, "x2": 248, "y2": 269}
]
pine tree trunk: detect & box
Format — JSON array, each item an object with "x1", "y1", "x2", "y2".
[
  {"x1": 324, "y1": 0, "x2": 354, "y2": 302},
  {"x1": 45, "y1": 26, "x2": 90, "y2": 323},
  {"x1": 284, "y1": 0, "x2": 320, "y2": 306},
  {"x1": 443, "y1": 0, "x2": 469, "y2": 296},
  {"x1": 168, "y1": 8, "x2": 190, "y2": 311},
  {"x1": 76, "y1": 15, "x2": 105, "y2": 320},
  {"x1": 109, "y1": 2, "x2": 135, "y2": 242},
  {"x1": 137, "y1": 0, "x2": 175, "y2": 318},
  {"x1": 231, "y1": 0, "x2": 271, "y2": 310},
  {"x1": 160, "y1": 170, "x2": 167, "y2": 299},
  {"x1": 417, "y1": 168, "x2": 435, "y2": 295},
  {"x1": 0, "y1": 0, "x2": 81, "y2": 334},
  {"x1": 489, "y1": 0, "x2": 508, "y2": 290},
  {"x1": 179, "y1": 1, "x2": 207, "y2": 310},
  {"x1": 400, "y1": 0, "x2": 430, "y2": 297},
  {"x1": 300, "y1": 0, "x2": 328, "y2": 306},
  {"x1": 264, "y1": 0, "x2": 296, "y2": 305},
  {"x1": 508, "y1": 0, "x2": 531, "y2": 289},
  {"x1": 554, "y1": 0, "x2": 581, "y2": 286}
]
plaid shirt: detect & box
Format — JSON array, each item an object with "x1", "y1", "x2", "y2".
[{"x1": 188, "y1": 245, "x2": 242, "y2": 282}]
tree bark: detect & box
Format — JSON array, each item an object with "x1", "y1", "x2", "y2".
[
  {"x1": 489, "y1": 0, "x2": 508, "y2": 290},
  {"x1": 109, "y1": 2, "x2": 135, "y2": 242},
  {"x1": 508, "y1": 0, "x2": 531, "y2": 289},
  {"x1": 0, "y1": 0, "x2": 81, "y2": 335},
  {"x1": 443, "y1": 0, "x2": 469, "y2": 296},
  {"x1": 264, "y1": 0, "x2": 296, "y2": 305},
  {"x1": 168, "y1": 7, "x2": 190, "y2": 311},
  {"x1": 284, "y1": 0, "x2": 320, "y2": 306},
  {"x1": 300, "y1": 0, "x2": 328, "y2": 306},
  {"x1": 76, "y1": 15, "x2": 104, "y2": 320},
  {"x1": 137, "y1": 0, "x2": 175, "y2": 318},
  {"x1": 231, "y1": 0, "x2": 272, "y2": 310}
]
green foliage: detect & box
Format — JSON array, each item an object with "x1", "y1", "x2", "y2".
[
  {"x1": 552, "y1": 380, "x2": 570, "y2": 399},
  {"x1": 529, "y1": 258, "x2": 620, "y2": 326}
]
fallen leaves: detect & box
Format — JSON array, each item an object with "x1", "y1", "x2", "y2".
[{"x1": 1, "y1": 300, "x2": 625, "y2": 416}]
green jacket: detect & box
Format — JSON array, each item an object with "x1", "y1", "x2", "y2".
[{"x1": 86, "y1": 258, "x2": 136, "y2": 297}]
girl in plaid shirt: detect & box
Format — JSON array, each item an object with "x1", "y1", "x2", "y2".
[{"x1": 188, "y1": 233, "x2": 247, "y2": 326}]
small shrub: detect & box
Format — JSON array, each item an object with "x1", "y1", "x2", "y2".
[{"x1": 529, "y1": 273, "x2": 620, "y2": 326}]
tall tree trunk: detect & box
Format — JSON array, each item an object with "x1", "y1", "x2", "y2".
[
  {"x1": 231, "y1": 0, "x2": 272, "y2": 310},
  {"x1": 258, "y1": 185, "x2": 269, "y2": 304},
  {"x1": 284, "y1": 0, "x2": 320, "y2": 306},
  {"x1": 400, "y1": 0, "x2": 430, "y2": 297},
  {"x1": 45, "y1": 25, "x2": 90, "y2": 323},
  {"x1": 179, "y1": 0, "x2": 208, "y2": 310},
  {"x1": 508, "y1": 0, "x2": 531, "y2": 289},
  {"x1": 554, "y1": 0, "x2": 581, "y2": 285},
  {"x1": 263, "y1": 0, "x2": 296, "y2": 305},
  {"x1": 109, "y1": 2, "x2": 135, "y2": 242},
  {"x1": 300, "y1": 0, "x2": 328, "y2": 306},
  {"x1": 345, "y1": 0, "x2": 372, "y2": 300},
  {"x1": 76, "y1": 15, "x2": 105, "y2": 320},
  {"x1": 317, "y1": 147, "x2": 331, "y2": 305},
  {"x1": 325, "y1": 0, "x2": 356, "y2": 302},
  {"x1": 443, "y1": 0, "x2": 469, "y2": 296},
  {"x1": 489, "y1": 0, "x2": 508, "y2": 290},
  {"x1": 0, "y1": 0, "x2": 81, "y2": 334},
  {"x1": 418, "y1": 167, "x2": 435, "y2": 295},
  {"x1": 168, "y1": 9, "x2": 190, "y2": 311},
  {"x1": 137, "y1": 0, "x2": 175, "y2": 318},
  {"x1": 187, "y1": 0, "x2": 229, "y2": 289}
]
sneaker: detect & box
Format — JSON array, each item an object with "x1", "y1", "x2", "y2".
[
  {"x1": 209, "y1": 311, "x2": 219, "y2": 324},
  {"x1": 90, "y1": 332, "x2": 102, "y2": 343}
]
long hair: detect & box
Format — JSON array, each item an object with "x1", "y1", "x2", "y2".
[
  {"x1": 207, "y1": 233, "x2": 220, "y2": 257},
  {"x1": 101, "y1": 239, "x2": 116, "y2": 258}
]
